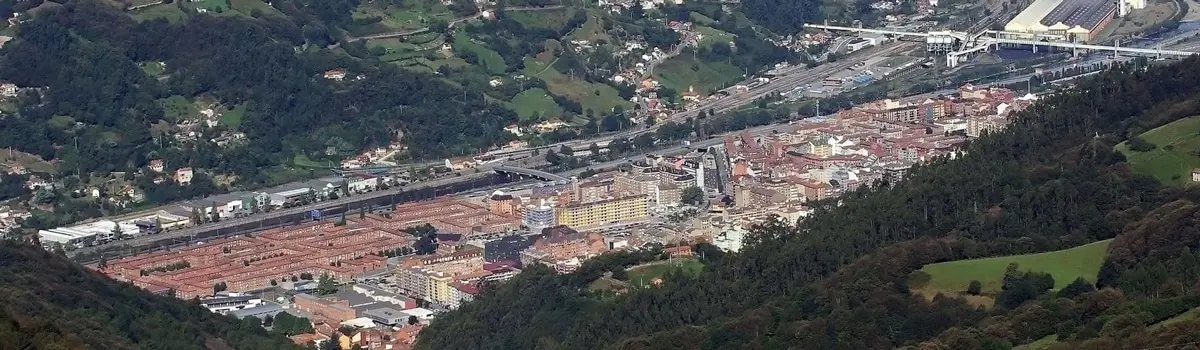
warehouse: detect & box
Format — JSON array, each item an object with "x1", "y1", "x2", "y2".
[
  {"x1": 37, "y1": 220, "x2": 139, "y2": 249},
  {"x1": 1004, "y1": 0, "x2": 1135, "y2": 42}
]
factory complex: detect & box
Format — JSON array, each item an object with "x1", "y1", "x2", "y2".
[{"x1": 1004, "y1": 0, "x2": 1147, "y2": 42}]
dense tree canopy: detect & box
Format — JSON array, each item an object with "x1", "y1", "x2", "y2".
[
  {"x1": 0, "y1": 1, "x2": 517, "y2": 208},
  {"x1": 739, "y1": 0, "x2": 824, "y2": 34},
  {"x1": 0, "y1": 241, "x2": 303, "y2": 349}
]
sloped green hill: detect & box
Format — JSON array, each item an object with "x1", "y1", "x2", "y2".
[{"x1": 0, "y1": 242, "x2": 303, "y2": 350}]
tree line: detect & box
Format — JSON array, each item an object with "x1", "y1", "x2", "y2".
[{"x1": 0, "y1": 241, "x2": 304, "y2": 349}]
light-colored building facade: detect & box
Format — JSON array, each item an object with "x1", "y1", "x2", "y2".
[{"x1": 556, "y1": 195, "x2": 650, "y2": 228}]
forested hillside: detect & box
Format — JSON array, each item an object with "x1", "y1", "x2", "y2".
[
  {"x1": 0, "y1": 1, "x2": 514, "y2": 180},
  {"x1": 0, "y1": 0, "x2": 521, "y2": 228},
  {"x1": 0, "y1": 241, "x2": 304, "y2": 349},
  {"x1": 0, "y1": 0, "x2": 840, "y2": 230},
  {"x1": 417, "y1": 58, "x2": 1200, "y2": 349}
]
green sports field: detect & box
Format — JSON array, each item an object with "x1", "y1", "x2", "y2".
[{"x1": 627, "y1": 259, "x2": 704, "y2": 288}]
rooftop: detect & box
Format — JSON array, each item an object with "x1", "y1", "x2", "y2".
[{"x1": 1040, "y1": 0, "x2": 1115, "y2": 29}]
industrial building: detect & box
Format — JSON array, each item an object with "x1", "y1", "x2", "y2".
[
  {"x1": 1004, "y1": 0, "x2": 1144, "y2": 42},
  {"x1": 38, "y1": 220, "x2": 140, "y2": 249}
]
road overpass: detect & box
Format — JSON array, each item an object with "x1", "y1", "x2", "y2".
[
  {"x1": 493, "y1": 166, "x2": 569, "y2": 182},
  {"x1": 806, "y1": 23, "x2": 1200, "y2": 67}
]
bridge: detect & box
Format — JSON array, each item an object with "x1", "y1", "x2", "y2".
[
  {"x1": 803, "y1": 24, "x2": 1200, "y2": 68},
  {"x1": 493, "y1": 166, "x2": 569, "y2": 182}
]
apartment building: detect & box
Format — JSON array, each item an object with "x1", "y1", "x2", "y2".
[
  {"x1": 396, "y1": 256, "x2": 487, "y2": 305},
  {"x1": 518, "y1": 226, "x2": 608, "y2": 273},
  {"x1": 555, "y1": 195, "x2": 650, "y2": 229},
  {"x1": 613, "y1": 173, "x2": 683, "y2": 207}
]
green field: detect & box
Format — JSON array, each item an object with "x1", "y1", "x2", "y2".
[
  {"x1": 1115, "y1": 115, "x2": 1200, "y2": 185},
  {"x1": 453, "y1": 31, "x2": 507, "y2": 75},
  {"x1": 46, "y1": 115, "x2": 74, "y2": 130},
  {"x1": 131, "y1": 4, "x2": 187, "y2": 23},
  {"x1": 351, "y1": 1, "x2": 453, "y2": 33},
  {"x1": 380, "y1": 51, "x2": 429, "y2": 62},
  {"x1": 229, "y1": 0, "x2": 280, "y2": 16},
  {"x1": 510, "y1": 88, "x2": 562, "y2": 121},
  {"x1": 1013, "y1": 335, "x2": 1059, "y2": 350},
  {"x1": 524, "y1": 57, "x2": 631, "y2": 116},
  {"x1": 696, "y1": 26, "x2": 735, "y2": 48},
  {"x1": 221, "y1": 103, "x2": 246, "y2": 129},
  {"x1": 292, "y1": 153, "x2": 329, "y2": 169},
  {"x1": 407, "y1": 31, "x2": 443, "y2": 44},
  {"x1": 0, "y1": 149, "x2": 56, "y2": 174},
  {"x1": 367, "y1": 38, "x2": 423, "y2": 52},
  {"x1": 566, "y1": 12, "x2": 609, "y2": 42},
  {"x1": 366, "y1": 37, "x2": 440, "y2": 62},
  {"x1": 653, "y1": 55, "x2": 743, "y2": 95},
  {"x1": 186, "y1": 0, "x2": 230, "y2": 12},
  {"x1": 627, "y1": 259, "x2": 704, "y2": 288},
  {"x1": 158, "y1": 95, "x2": 196, "y2": 122},
  {"x1": 507, "y1": 8, "x2": 573, "y2": 30},
  {"x1": 138, "y1": 61, "x2": 166, "y2": 77},
  {"x1": 689, "y1": 12, "x2": 716, "y2": 25},
  {"x1": 422, "y1": 56, "x2": 470, "y2": 70},
  {"x1": 1152, "y1": 307, "x2": 1200, "y2": 330},
  {"x1": 914, "y1": 240, "x2": 1112, "y2": 295}
]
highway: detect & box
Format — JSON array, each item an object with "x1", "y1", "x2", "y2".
[
  {"x1": 66, "y1": 41, "x2": 919, "y2": 258},
  {"x1": 73, "y1": 28, "x2": 1199, "y2": 257},
  {"x1": 537, "y1": 42, "x2": 921, "y2": 151}
]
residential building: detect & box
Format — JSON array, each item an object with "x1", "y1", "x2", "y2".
[
  {"x1": 519, "y1": 227, "x2": 608, "y2": 273},
  {"x1": 324, "y1": 69, "x2": 347, "y2": 81},
  {"x1": 575, "y1": 180, "x2": 611, "y2": 203},
  {"x1": 98, "y1": 219, "x2": 411, "y2": 299},
  {"x1": 487, "y1": 193, "x2": 520, "y2": 216},
  {"x1": 448, "y1": 282, "x2": 479, "y2": 309},
  {"x1": 149, "y1": 159, "x2": 165, "y2": 173},
  {"x1": 522, "y1": 200, "x2": 556, "y2": 230},
  {"x1": 483, "y1": 235, "x2": 534, "y2": 263},
  {"x1": 555, "y1": 195, "x2": 650, "y2": 229},
  {"x1": 174, "y1": 167, "x2": 194, "y2": 185},
  {"x1": 0, "y1": 82, "x2": 17, "y2": 97}
]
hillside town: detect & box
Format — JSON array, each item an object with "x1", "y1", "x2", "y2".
[{"x1": 70, "y1": 83, "x2": 1037, "y2": 349}]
